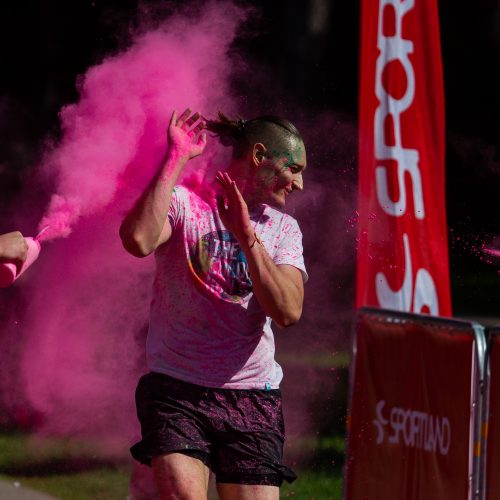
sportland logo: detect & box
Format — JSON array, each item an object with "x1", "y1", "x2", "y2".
[
  {"x1": 373, "y1": 400, "x2": 451, "y2": 455},
  {"x1": 373, "y1": 0, "x2": 439, "y2": 315}
]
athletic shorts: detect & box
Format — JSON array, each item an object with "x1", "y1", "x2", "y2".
[{"x1": 130, "y1": 372, "x2": 297, "y2": 486}]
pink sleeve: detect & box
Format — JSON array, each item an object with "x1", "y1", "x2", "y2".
[{"x1": 273, "y1": 217, "x2": 308, "y2": 283}]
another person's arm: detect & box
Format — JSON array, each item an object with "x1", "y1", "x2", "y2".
[
  {"x1": 0, "y1": 231, "x2": 28, "y2": 267},
  {"x1": 120, "y1": 109, "x2": 206, "y2": 257},
  {"x1": 216, "y1": 172, "x2": 304, "y2": 328}
]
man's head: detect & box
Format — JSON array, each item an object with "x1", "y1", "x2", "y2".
[{"x1": 206, "y1": 113, "x2": 307, "y2": 208}]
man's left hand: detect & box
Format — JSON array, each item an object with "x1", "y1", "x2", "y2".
[{"x1": 215, "y1": 172, "x2": 254, "y2": 246}]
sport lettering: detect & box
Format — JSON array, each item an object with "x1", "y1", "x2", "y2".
[
  {"x1": 373, "y1": 0, "x2": 439, "y2": 313},
  {"x1": 374, "y1": 400, "x2": 451, "y2": 455}
]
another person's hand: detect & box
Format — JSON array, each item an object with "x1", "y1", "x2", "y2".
[
  {"x1": 167, "y1": 108, "x2": 206, "y2": 160},
  {"x1": 215, "y1": 172, "x2": 254, "y2": 246},
  {"x1": 0, "y1": 231, "x2": 28, "y2": 270}
]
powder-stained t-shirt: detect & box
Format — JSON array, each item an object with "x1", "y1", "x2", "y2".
[{"x1": 147, "y1": 185, "x2": 308, "y2": 389}]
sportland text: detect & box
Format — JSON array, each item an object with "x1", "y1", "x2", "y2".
[{"x1": 373, "y1": 400, "x2": 451, "y2": 455}]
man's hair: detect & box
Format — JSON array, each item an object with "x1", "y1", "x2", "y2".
[{"x1": 205, "y1": 112, "x2": 303, "y2": 159}]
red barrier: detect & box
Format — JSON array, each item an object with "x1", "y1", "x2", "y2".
[
  {"x1": 345, "y1": 308, "x2": 485, "y2": 500},
  {"x1": 484, "y1": 327, "x2": 500, "y2": 500}
]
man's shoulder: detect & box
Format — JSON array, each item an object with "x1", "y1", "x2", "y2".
[
  {"x1": 173, "y1": 184, "x2": 190, "y2": 198},
  {"x1": 262, "y1": 205, "x2": 301, "y2": 233},
  {"x1": 175, "y1": 185, "x2": 213, "y2": 209}
]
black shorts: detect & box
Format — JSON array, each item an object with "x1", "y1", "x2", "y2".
[{"x1": 130, "y1": 372, "x2": 297, "y2": 486}]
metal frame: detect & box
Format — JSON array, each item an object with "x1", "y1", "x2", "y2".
[
  {"x1": 480, "y1": 326, "x2": 500, "y2": 500},
  {"x1": 470, "y1": 322, "x2": 487, "y2": 500}
]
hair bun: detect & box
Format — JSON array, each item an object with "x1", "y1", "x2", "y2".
[{"x1": 205, "y1": 112, "x2": 246, "y2": 147}]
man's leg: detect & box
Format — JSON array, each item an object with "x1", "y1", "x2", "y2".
[
  {"x1": 152, "y1": 452, "x2": 210, "y2": 500},
  {"x1": 217, "y1": 483, "x2": 279, "y2": 500}
]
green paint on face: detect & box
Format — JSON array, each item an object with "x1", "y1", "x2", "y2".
[
  {"x1": 267, "y1": 144, "x2": 304, "y2": 163},
  {"x1": 255, "y1": 142, "x2": 306, "y2": 191}
]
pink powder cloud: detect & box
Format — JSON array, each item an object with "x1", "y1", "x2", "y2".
[
  {"x1": 12, "y1": 1, "x2": 246, "y2": 441},
  {"x1": 1, "y1": 3, "x2": 359, "y2": 460},
  {"x1": 38, "y1": 1, "x2": 243, "y2": 241}
]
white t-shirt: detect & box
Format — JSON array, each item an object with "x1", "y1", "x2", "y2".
[{"x1": 146, "y1": 185, "x2": 307, "y2": 389}]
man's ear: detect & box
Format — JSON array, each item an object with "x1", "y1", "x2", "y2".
[{"x1": 252, "y1": 143, "x2": 266, "y2": 167}]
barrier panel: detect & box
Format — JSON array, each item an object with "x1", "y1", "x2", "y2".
[
  {"x1": 344, "y1": 307, "x2": 486, "y2": 500},
  {"x1": 484, "y1": 326, "x2": 500, "y2": 500}
]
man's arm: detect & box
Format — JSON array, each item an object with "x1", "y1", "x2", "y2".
[
  {"x1": 242, "y1": 252, "x2": 304, "y2": 328},
  {"x1": 120, "y1": 109, "x2": 206, "y2": 257},
  {"x1": 215, "y1": 172, "x2": 304, "y2": 327}
]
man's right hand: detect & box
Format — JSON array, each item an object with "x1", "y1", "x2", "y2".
[
  {"x1": 0, "y1": 231, "x2": 28, "y2": 264},
  {"x1": 167, "y1": 108, "x2": 206, "y2": 160}
]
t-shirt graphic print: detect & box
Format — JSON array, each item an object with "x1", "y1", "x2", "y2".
[{"x1": 190, "y1": 230, "x2": 253, "y2": 303}]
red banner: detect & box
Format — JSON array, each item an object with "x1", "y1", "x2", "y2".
[
  {"x1": 356, "y1": 0, "x2": 452, "y2": 316},
  {"x1": 345, "y1": 309, "x2": 480, "y2": 500}
]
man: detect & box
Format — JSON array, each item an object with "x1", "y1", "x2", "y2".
[
  {"x1": 120, "y1": 107, "x2": 307, "y2": 500},
  {"x1": 0, "y1": 231, "x2": 28, "y2": 269}
]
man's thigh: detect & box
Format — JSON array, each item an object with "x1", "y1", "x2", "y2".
[
  {"x1": 152, "y1": 452, "x2": 210, "y2": 500},
  {"x1": 217, "y1": 483, "x2": 279, "y2": 500},
  {"x1": 131, "y1": 373, "x2": 212, "y2": 466}
]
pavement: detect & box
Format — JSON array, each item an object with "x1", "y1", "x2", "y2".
[{"x1": 0, "y1": 479, "x2": 58, "y2": 500}]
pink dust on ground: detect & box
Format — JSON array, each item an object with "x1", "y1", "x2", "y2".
[{"x1": 1, "y1": 1, "x2": 247, "y2": 444}]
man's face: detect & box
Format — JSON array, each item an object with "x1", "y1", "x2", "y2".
[{"x1": 251, "y1": 139, "x2": 307, "y2": 208}]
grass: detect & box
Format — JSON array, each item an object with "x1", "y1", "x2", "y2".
[
  {"x1": 281, "y1": 434, "x2": 345, "y2": 499},
  {"x1": 0, "y1": 433, "x2": 130, "y2": 499},
  {"x1": 0, "y1": 431, "x2": 345, "y2": 499},
  {"x1": 281, "y1": 470, "x2": 344, "y2": 499},
  {"x1": 1, "y1": 470, "x2": 129, "y2": 500}
]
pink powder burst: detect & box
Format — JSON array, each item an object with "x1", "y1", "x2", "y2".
[
  {"x1": 37, "y1": 195, "x2": 80, "y2": 242},
  {"x1": 13, "y1": 0, "x2": 247, "y2": 441},
  {"x1": 37, "y1": 1, "x2": 244, "y2": 241},
  {"x1": 483, "y1": 247, "x2": 500, "y2": 259}
]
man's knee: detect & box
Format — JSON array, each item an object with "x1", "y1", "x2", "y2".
[{"x1": 217, "y1": 483, "x2": 280, "y2": 500}]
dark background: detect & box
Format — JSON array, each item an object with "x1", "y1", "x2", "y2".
[{"x1": 0, "y1": 0, "x2": 498, "y2": 316}]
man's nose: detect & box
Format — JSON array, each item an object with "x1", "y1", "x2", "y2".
[{"x1": 292, "y1": 173, "x2": 303, "y2": 191}]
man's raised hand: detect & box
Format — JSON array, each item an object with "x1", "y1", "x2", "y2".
[
  {"x1": 215, "y1": 171, "x2": 254, "y2": 246},
  {"x1": 167, "y1": 108, "x2": 206, "y2": 160}
]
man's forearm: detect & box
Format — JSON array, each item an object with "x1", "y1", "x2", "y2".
[
  {"x1": 120, "y1": 108, "x2": 206, "y2": 257},
  {"x1": 120, "y1": 152, "x2": 187, "y2": 256},
  {"x1": 240, "y1": 237, "x2": 303, "y2": 327}
]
